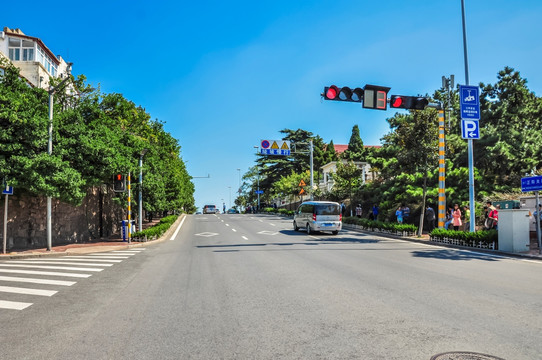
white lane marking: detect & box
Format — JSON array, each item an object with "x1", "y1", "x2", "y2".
[
  {"x1": 111, "y1": 251, "x2": 142, "y2": 254},
  {"x1": 269, "y1": 223, "x2": 276, "y2": 226},
  {"x1": 225, "y1": 224, "x2": 230, "y2": 227},
  {"x1": 259, "y1": 220, "x2": 263, "y2": 222},
  {"x1": 70, "y1": 255, "x2": 129, "y2": 259},
  {"x1": 308, "y1": 235, "x2": 319, "y2": 240},
  {"x1": 0, "y1": 276, "x2": 75, "y2": 286},
  {"x1": 84, "y1": 254, "x2": 132, "y2": 257},
  {"x1": 44, "y1": 258, "x2": 122, "y2": 263},
  {"x1": 170, "y1": 216, "x2": 187, "y2": 241},
  {"x1": 232, "y1": 229, "x2": 237, "y2": 232},
  {"x1": 0, "y1": 285, "x2": 57, "y2": 297},
  {"x1": 0, "y1": 300, "x2": 32, "y2": 310},
  {"x1": 8, "y1": 261, "x2": 113, "y2": 267},
  {"x1": 0, "y1": 269, "x2": 91, "y2": 278},
  {"x1": 242, "y1": 236, "x2": 248, "y2": 240},
  {"x1": 221, "y1": 220, "x2": 224, "y2": 222},
  {"x1": 0, "y1": 264, "x2": 103, "y2": 272}
]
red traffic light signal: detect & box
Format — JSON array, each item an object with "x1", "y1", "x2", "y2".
[
  {"x1": 113, "y1": 174, "x2": 126, "y2": 192},
  {"x1": 389, "y1": 95, "x2": 429, "y2": 110},
  {"x1": 323, "y1": 86, "x2": 363, "y2": 103}
]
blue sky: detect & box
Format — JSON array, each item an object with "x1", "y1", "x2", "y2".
[{"x1": 3, "y1": 1, "x2": 542, "y2": 210}]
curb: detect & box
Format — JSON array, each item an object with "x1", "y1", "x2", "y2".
[{"x1": 342, "y1": 224, "x2": 542, "y2": 261}]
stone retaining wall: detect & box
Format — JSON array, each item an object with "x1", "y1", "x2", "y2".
[{"x1": 0, "y1": 186, "x2": 125, "y2": 250}]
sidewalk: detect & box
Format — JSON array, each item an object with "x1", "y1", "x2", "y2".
[
  {"x1": 0, "y1": 215, "x2": 183, "y2": 260},
  {"x1": 343, "y1": 224, "x2": 542, "y2": 260}
]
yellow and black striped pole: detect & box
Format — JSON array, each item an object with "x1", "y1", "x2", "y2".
[
  {"x1": 438, "y1": 109, "x2": 446, "y2": 228},
  {"x1": 127, "y1": 172, "x2": 131, "y2": 244}
]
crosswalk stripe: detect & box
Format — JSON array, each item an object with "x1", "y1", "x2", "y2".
[
  {"x1": 43, "y1": 258, "x2": 122, "y2": 263},
  {"x1": 8, "y1": 261, "x2": 113, "y2": 267},
  {"x1": 87, "y1": 252, "x2": 134, "y2": 255},
  {"x1": 0, "y1": 300, "x2": 33, "y2": 310},
  {"x1": 0, "y1": 264, "x2": 103, "y2": 272},
  {"x1": 0, "y1": 269, "x2": 91, "y2": 278},
  {"x1": 0, "y1": 285, "x2": 57, "y2": 297},
  {"x1": 112, "y1": 250, "x2": 143, "y2": 253},
  {"x1": 0, "y1": 275, "x2": 75, "y2": 286},
  {"x1": 65, "y1": 255, "x2": 129, "y2": 259}
]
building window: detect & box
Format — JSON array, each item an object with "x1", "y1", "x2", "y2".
[{"x1": 8, "y1": 37, "x2": 35, "y2": 62}]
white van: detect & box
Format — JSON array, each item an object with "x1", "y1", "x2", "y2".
[{"x1": 293, "y1": 201, "x2": 342, "y2": 235}]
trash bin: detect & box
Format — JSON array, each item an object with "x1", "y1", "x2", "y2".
[{"x1": 120, "y1": 220, "x2": 137, "y2": 242}]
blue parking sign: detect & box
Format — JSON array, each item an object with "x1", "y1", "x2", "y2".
[{"x1": 459, "y1": 85, "x2": 480, "y2": 120}]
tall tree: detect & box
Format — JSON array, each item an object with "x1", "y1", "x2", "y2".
[{"x1": 342, "y1": 125, "x2": 365, "y2": 161}]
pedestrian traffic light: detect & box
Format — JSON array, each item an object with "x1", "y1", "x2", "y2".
[
  {"x1": 322, "y1": 85, "x2": 363, "y2": 103},
  {"x1": 362, "y1": 85, "x2": 390, "y2": 110},
  {"x1": 389, "y1": 95, "x2": 429, "y2": 110},
  {"x1": 113, "y1": 174, "x2": 125, "y2": 192}
]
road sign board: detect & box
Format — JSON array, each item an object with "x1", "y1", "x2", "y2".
[
  {"x1": 461, "y1": 119, "x2": 480, "y2": 139},
  {"x1": 459, "y1": 85, "x2": 480, "y2": 120},
  {"x1": 255, "y1": 190, "x2": 264, "y2": 194},
  {"x1": 298, "y1": 180, "x2": 306, "y2": 187},
  {"x1": 260, "y1": 139, "x2": 291, "y2": 156},
  {"x1": 2, "y1": 186, "x2": 13, "y2": 195},
  {"x1": 521, "y1": 175, "x2": 542, "y2": 192}
]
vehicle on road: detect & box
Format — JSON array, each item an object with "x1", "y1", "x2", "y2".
[
  {"x1": 293, "y1": 201, "x2": 342, "y2": 235},
  {"x1": 203, "y1": 205, "x2": 217, "y2": 214},
  {"x1": 227, "y1": 208, "x2": 239, "y2": 214}
]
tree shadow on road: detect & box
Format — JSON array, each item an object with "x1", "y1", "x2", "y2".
[{"x1": 411, "y1": 248, "x2": 501, "y2": 261}]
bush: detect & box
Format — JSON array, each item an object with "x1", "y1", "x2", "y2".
[
  {"x1": 132, "y1": 214, "x2": 179, "y2": 241},
  {"x1": 430, "y1": 228, "x2": 498, "y2": 245},
  {"x1": 343, "y1": 216, "x2": 417, "y2": 235}
]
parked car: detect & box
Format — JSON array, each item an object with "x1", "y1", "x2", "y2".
[
  {"x1": 203, "y1": 205, "x2": 217, "y2": 214},
  {"x1": 227, "y1": 208, "x2": 239, "y2": 214},
  {"x1": 293, "y1": 201, "x2": 342, "y2": 235}
]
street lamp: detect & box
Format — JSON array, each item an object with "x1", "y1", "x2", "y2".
[
  {"x1": 46, "y1": 63, "x2": 73, "y2": 251},
  {"x1": 139, "y1": 149, "x2": 148, "y2": 232}
]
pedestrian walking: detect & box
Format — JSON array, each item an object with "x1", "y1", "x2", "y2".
[
  {"x1": 452, "y1": 203, "x2": 462, "y2": 231},
  {"x1": 396, "y1": 206, "x2": 403, "y2": 224},
  {"x1": 444, "y1": 205, "x2": 453, "y2": 230},
  {"x1": 355, "y1": 204, "x2": 363, "y2": 218},
  {"x1": 341, "y1": 202, "x2": 346, "y2": 216},
  {"x1": 371, "y1": 204, "x2": 379, "y2": 221},
  {"x1": 402, "y1": 205, "x2": 410, "y2": 223},
  {"x1": 425, "y1": 205, "x2": 436, "y2": 232}
]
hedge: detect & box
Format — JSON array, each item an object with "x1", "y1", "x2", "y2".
[
  {"x1": 262, "y1": 207, "x2": 295, "y2": 216},
  {"x1": 343, "y1": 216, "x2": 418, "y2": 236},
  {"x1": 429, "y1": 228, "x2": 498, "y2": 249},
  {"x1": 132, "y1": 214, "x2": 179, "y2": 241}
]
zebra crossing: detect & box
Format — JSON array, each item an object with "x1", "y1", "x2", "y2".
[{"x1": 0, "y1": 248, "x2": 146, "y2": 311}]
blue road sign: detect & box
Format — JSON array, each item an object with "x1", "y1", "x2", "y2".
[
  {"x1": 521, "y1": 175, "x2": 542, "y2": 192},
  {"x1": 461, "y1": 119, "x2": 480, "y2": 139},
  {"x1": 459, "y1": 85, "x2": 480, "y2": 120},
  {"x1": 255, "y1": 190, "x2": 264, "y2": 194},
  {"x1": 2, "y1": 186, "x2": 13, "y2": 195}
]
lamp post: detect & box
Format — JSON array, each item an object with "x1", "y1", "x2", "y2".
[
  {"x1": 228, "y1": 186, "x2": 232, "y2": 209},
  {"x1": 253, "y1": 146, "x2": 260, "y2": 211},
  {"x1": 46, "y1": 64, "x2": 72, "y2": 251},
  {"x1": 138, "y1": 149, "x2": 147, "y2": 232}
]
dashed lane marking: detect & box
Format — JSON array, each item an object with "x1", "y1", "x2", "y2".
[
  {"x1": 170, "y1": 216, "x2": 187, "y2": 241},
  {"x1": 242, "y1": 236, "x2": 248, "y2": 240}
]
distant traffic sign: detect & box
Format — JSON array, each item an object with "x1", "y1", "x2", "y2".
[
  {"x1": 2, "y1": 185, "x2": 13, "y2": 195},
  {"x1": 521, "y1": 175, "x2": 542, "y2": 192},
  {"x1": 461, "y1": 119, "x2": 480, "y2": 139},
  {"x1": 255, "y1": 190, "x2": 264, "y2": 194},
  {"x1": 459, "y1": 85, "x2": 480, "y2": 120},
  {"x1": 260, "y1": 139, "x2": 290, "y2": 156}
]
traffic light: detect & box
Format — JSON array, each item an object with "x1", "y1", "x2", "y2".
[
  {"x1": 113, "y1": 174, "x2": 125, "y2": 192},
  {"x1": 389, "y1": 95, "x2": 429, "y2": 110},
  {"x1": 323, "y1": 85, "x2": 363, "y2": 103},
  {"x1": 362, "y1": 85, "x2": 390, "y2": 110}
]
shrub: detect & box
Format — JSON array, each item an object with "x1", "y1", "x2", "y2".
[{"x1": 132, "y1": 214, "x2": 179, "y2": 240}]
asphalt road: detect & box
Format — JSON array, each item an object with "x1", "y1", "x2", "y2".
[{"x1": 1, "y1": 213, "x2": 541, "y2": 360}]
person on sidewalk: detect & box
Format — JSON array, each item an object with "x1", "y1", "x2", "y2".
[
  {"x1": 452, "y1": 203, "x2": 462, "y2": 231},
  {"x1": 396, "y1": 207, "x2": 404, "y2": 224},
  {"x1": 426, "y1": 205, "x2": 436, "y2": 232}
]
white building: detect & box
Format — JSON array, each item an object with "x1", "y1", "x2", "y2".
[
  {"x1": 0, "y1": 27, "x2": 72, "y2": 89},
  {"x1": 319, "y1": 161, "x2": 376, "y2": 192}
]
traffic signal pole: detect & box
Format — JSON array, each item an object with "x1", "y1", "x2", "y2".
[
  {"x1": 437, "y1": 109, "x2": 446, "y2": 228},
  {"x1": 127, "y1": 172, "x2": 131, "y2": 244}
]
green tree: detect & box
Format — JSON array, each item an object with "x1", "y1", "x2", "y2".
[{"x1": 342, "y1": 125, "x2": 365, "y2": 161}]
